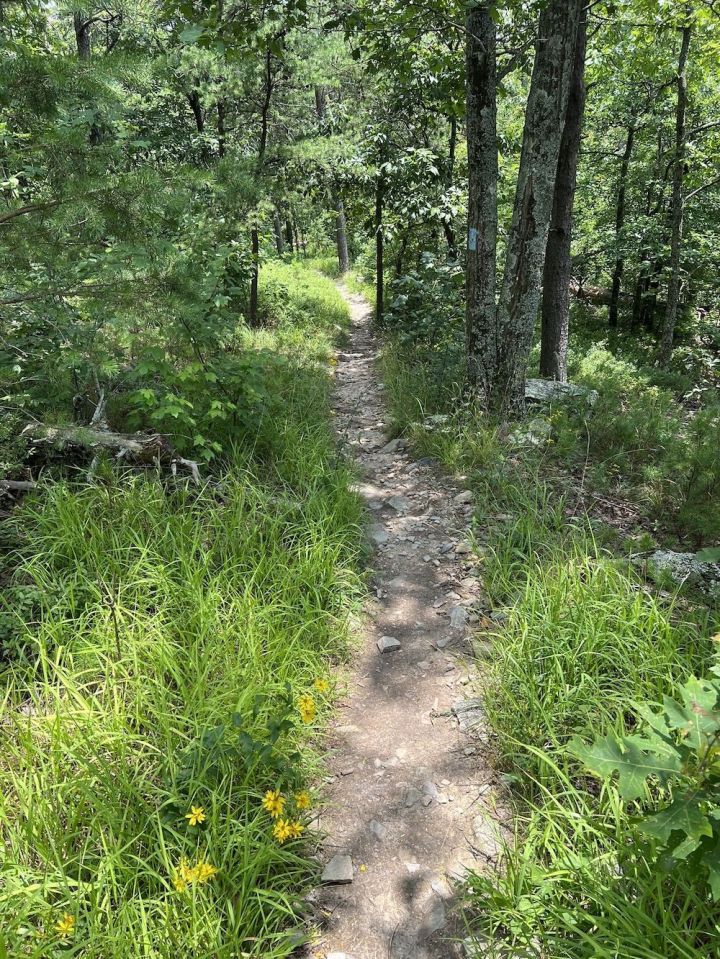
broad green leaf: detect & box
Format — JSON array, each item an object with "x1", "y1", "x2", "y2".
[{"x1": 569, "y1": 734, "x2": 681, "y2": 800}]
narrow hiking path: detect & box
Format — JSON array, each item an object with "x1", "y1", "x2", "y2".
[{"x1": 309, "y1": 287, "x2": 511, "y2": 959}]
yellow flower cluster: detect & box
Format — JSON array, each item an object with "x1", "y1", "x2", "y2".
[
  {"x1": 55, "y1": 913, "x2": 75, "y2": 938},
  {"x1": 273, "y1": 818, "x2": 305, "y2": 844},
  {"x1": 261, "y1": 788, "x2": 311, "y2": 843},
  {"x1": 313, "y1": 678, "x2": 330, "y2": 694},
  {"x1": 172, "y1": 857, "x2": 219, "y2": 893},
  {"x1": 262, "y1": 789, "x2": 285, "y2": 818},
  {"x1": 298, "y1": 694, "x2": 316, "y2": 724}
]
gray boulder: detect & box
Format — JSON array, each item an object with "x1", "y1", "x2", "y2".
[{"x1": 525, "y1": 378, "x2": 598, "y2": 407}]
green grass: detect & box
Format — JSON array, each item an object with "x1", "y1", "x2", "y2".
[
  {"x1": 378, "y1": 331, "x2": 720, "y2": 959},
  {"x1": 0, "y1": 264, "x2": 364, "y2": 957}
]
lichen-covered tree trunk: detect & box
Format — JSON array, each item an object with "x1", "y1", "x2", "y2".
[
  {"x1": 335, "y1": 198, "x2": 350, "y2": 274},
  {"x1": 539, "y1": 5, "x2": 588, "y2": 382},
  {"x1": 660, "y1": 21, "x2": 692, "y2": 366},
  {"x1": 74, "y1": 12, "x2": 91, "y2": 59},
  {"x1": 465, "y1": 3, "x2": 498, "y2": 407},
  {"x1": 608, "y1": 123, "x2": 637, "y2": 328},
  {"x1": 494, "y1": 0, "x2": 582, "y2": 414}
]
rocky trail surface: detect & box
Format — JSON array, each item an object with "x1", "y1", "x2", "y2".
[{"x1": 308, "y1": 286, "x2": 510, "y2": 959}]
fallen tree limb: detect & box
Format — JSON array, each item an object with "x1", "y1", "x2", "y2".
[
  {"x1": 0, "y1": 479, "x2": 37, "y2": 493},
  {"x1": 22, "y1": 423, "x2": 174, "y2": 463}
]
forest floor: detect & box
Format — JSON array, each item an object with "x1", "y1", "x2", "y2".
[{"x1": 309, "y1": 286, "x2": 510, "y2": 959}]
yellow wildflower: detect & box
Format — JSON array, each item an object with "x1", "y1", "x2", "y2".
[
  {"x1": 55, "y1": 913, "x2": 75, "y2": 938},
  {"x1": 194, "y1": 861, "x2": 219, "y2": 884},
  {"x1": 294, "y1": 790, "x2": 311, "y2": 811},
  {"x1": 298, "y1": 694, "x2": 316, "y2": 724},
  {"x1": 185, "y1": 805, "x2": 206, "y2": 827},
  {"x1": 273, "y1": 818, "x2": 293, "y2": 844},
  {"x1": 172, "y1": 872, "x2": 187, "y2": 893},
  {"x1": 314, "y1": 678, "x2": 330, "y2": 694},
  {"x1": 262, "y1": 789, "x2": 285, "y2": 818},
  {"x1": 287, "y1": 820, "x2": 304, "y2": 839}
]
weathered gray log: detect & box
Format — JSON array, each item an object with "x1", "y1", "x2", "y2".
[
  {"x1": 22, "y1": 423, "x2": 174, "y2": 463},
  {"x1": 0, "y1": 479, "x2": 37, "y2": 493}
]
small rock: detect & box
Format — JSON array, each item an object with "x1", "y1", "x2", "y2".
[
  {"x1": 387, "y1": 495, "x2": 412, "y2": 512},
  {"x1": 381, "y1": 437, "x2": 409, "y2": 454},
  {"x1": 450, "y1": 606, "x2": 468, "y2": 630},
  {"x1": 453, "y1": 698, "x2": 485, "y2": 731},
  {"x1": 321, "y1": 854, "x2": 354, "y2": 884},
  {"x1": 369, "y1": 526, "x2": 389, "y2": 545},
  {"x1": 454, "y1": 541, "x2": 473, "y2": 556},
  {"x1": 369, "y1": 819, "x2": 388, "y2": 842},
  {"x1": 421, "y1": 897, "x2": 447, "y2": 937},
  {"x1": 422, "y1": 780, "x2": 439, "y2": 800},
  {"x1": 378, "y1": 635, "x2": 402, "y2": 654},
  {"x1": 405, "y1": 861, "x2": 422, "y2": 874},
  {"x1": 454, "y1": 490, "x2": 474, "y2": 505},
  {"x1": 431, "y1": 877, "x2": 454, "y2": 900},
  {"x1": 404, "y1": 786, "x2": 423, "y2": 808}
]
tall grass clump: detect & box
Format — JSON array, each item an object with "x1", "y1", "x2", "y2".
[{"x1": 0, "y1": 264, "x2": 364, "y2": 957}]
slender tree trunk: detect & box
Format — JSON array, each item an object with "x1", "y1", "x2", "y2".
[
  {"x1": 217, "y1": 100, "x2": 226, "y2": 158},
  {"x1": 187, "y1": 90, "x2": 205, "y2": 133},
  {"x1": 660, "y1": 21, "x2": 692, "y2": 365},
  {"x1": 314, "y1": 85, "x2": 328, "y2": 122},
  {"x1": 292, "y1": 218, "x2": 300, "y2": 253},
  {"x1": 494, "y1": 0, "x2": 582, "y2": 413},
  {"x1": 285, "y1": 218, "x2": 294, "y2": 252},
  {"x1": 249, "y1": 227, "x2": 260, "y2": 323},
  {"x1": 443, "y1": 115, "x2": 458, "y2": 258},
  {"x1": 335, "y1": 198, "x2": 350, "y2": 274},
  {"x1": 249, "y1": 47, "x2": 275, "y2": 327},
  {"x1": 539, "y1": 6, "x2": 588, "y2": 381},
  {"x1": 74, "y1": 12, "x2": 91, "y2": 59},
  {"x1": 465, "y1": 3, "x2": 498, "y2": 405},
  {"x1": 273, "y1": 212, "x2": 285, "y2": 255},
  {"x1": 608, "y1": 123, "x2": 637, "y2": 328},
  {"x1": 375, "y1": 161, "x2": 386, "y2": 323}
]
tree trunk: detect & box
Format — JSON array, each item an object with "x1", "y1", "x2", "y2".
[
  {"x1": 249, "y1": 227, "x2": 260, "y2": 325},
  {"x1": 249, "y1": 47, "x2": 275, "y2": 327},
  {"x1": 660, "y1": 21, "x2": 692, "y2": 366},
  {"x1": 285, "y1": 218, "x2": 294, "y2": 253},
  {"x1": 465, "y1": 3, "x2": 498, "y2": 406},
  {"x1": 375, "y1": 160, "x2": 386, "y2": 323},
  {"x1": 186, "y1": 90, "x2": 205, "y2": 133},
  {"x1": 335, "y1": 198, "x2": 350, "y2": 274},
  {"x1": 443, "y1": 115, "x2": 458, "y2": 258},
  {"x1": 273, "y1": 212, "x2": 285, "y2": 255},
  {"x1": 539, "y1": 6, "x2": 588, "y2": 381},
  {"x1": 608, "y1": 123, "x2": 637, "y2": 328},
  {"x1": 74, "y1": 12, "x2": 91, "y2": 59},
  {"x1": 494, "y1": 0, "x2": 582, "y2": 413},
  {"x1": 217, "y1": 100, "x2": 226, "y2": 158}
]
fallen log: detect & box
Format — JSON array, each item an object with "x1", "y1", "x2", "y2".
[
  {"x1": 23, "y1": 423, "x2": 174, "y2": 463},
  {"x1": 0, "y1": 479, "x2": 37, "y2": 493},
  {"x1": 21, "y1": 423, "x2": 200, "y2": 482}
]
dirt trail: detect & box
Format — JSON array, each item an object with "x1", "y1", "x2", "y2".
[{"x1": 309, "y1": 286, "x2": 509, "y2": 959}]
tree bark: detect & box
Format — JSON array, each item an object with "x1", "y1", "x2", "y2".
[
  {"x1": 494, "y1": 0, "x2": 582, "y2": 413},
  {"x1": 285, "y1": 218, "x2": 294, "y2": 252},
  {"x1": 539, "y1": 5, "x2": 588, "y2": 381},
  {"x1": 217, "y1": 100, "x2": 226, "y2": 158},
  {"x1": 443, "y1": 115, "x2": 458, "y2": 258},
  {"x1": 335, "y1": 197, "x2": 350, "y2": 274},
  {"x1": 465, "y1": 3, "x2": 498, "y2": 406},
  {"x1": 74, "y1": 11, "x2": 91, "y2": 59},
  {"x1": 273, "y1": 212, "x2": 285, "y2": 255},
  {"x1": 660, "y1": 20, "x2": 692, "y2": 366},
  {"x1": 186, "y1": 90, "x2": 205, "y2": 133},
  {"x1": 608, "y1": 123, "x2": 637, "y2": 328},
  {"x1": 249, "y1": 47, "x2": 275, "y2": 326}
]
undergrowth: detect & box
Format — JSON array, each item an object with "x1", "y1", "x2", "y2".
[
  {"x1": 377, "y1": 290, "x2": 720, "y2": 958},
  {"x1": 0, "y1": 264, "x2": 364, "y2": 958}
]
